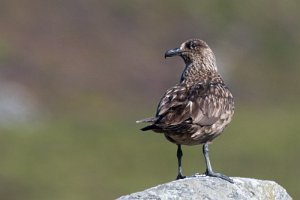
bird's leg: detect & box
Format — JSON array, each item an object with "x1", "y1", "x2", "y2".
[
  {"x1": 203, "y1": 143, "x2": 233, "y2": 183},
  {"x1": 176, "y1": 144, "x2": 186, "y2": 180}
]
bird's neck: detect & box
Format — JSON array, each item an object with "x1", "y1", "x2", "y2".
[{"x1": 180, "y1": 61, "x2": 219, "y2": 84}]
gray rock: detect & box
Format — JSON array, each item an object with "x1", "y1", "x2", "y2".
[{"x1": 117, "y1": 176, "x2": 292, "y2": 200}]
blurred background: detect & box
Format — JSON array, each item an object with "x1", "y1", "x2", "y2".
[{"x1": 0, "y1": 0, "x2": 299, "y2": 199}]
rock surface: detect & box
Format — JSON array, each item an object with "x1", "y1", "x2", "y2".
[{"x1": 118, "y1": 176, "x2": 292, "y2": 200}]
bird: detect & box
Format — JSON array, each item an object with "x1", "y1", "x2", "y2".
[{"x1": 137, "y1": 39, "x2": 234, "y2": 183}]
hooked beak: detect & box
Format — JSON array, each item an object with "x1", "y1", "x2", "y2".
[{"x1": 164, "y1": 47, "x2": 182, "y2": 58}]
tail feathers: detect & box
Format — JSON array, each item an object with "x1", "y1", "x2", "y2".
[
  {"x1": 141, "y1": 124, "x2": 158, "y2": 131},
  {"x1": 136, "y1": 117, "x2": 158, "y2": 124}
]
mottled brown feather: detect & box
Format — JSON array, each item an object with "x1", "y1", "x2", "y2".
[{"x1": 138, "y1": 39, "x2": 234, "y2": 146}]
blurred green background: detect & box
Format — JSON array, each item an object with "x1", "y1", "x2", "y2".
[{"x1": 0, "y1": 0, "x2": 299, "y2": 199}]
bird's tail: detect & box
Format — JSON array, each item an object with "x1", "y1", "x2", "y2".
[
  {"x1": 136, "y1": 117, "x2": 158, "y2": 124},
  {"x1": 136, "y1": 117, "x2": 160, "y2": 132},
  {"x1": 140, "y1": 124, "x2": 158, "y2": 131}
]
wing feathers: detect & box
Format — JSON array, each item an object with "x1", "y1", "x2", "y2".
[
  {"x1": 154, "y1": 82, "x2": 233, "y2": 128},
  {"x1": 136, "y1": 117, "x2": 158, "y2": 123}
]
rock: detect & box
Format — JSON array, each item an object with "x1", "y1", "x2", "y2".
[{"x1": 117, "y1": 176, "x2": 292, "y2": 200}]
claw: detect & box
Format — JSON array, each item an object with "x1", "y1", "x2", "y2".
[{"x1": 205, "y1": 170, "x2": 234, "y2": 183}]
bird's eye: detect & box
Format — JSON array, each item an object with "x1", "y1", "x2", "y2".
[{"x1": 189, "y1": 42, "x2": 197, "y2": 49}]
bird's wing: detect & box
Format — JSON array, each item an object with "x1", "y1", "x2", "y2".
[
  {"x1": 155, "y1": 82, "x2": 234, "y2": 127},
  {"x1": 136, "y1": 117, "x2": 159, "y2": 123},
  {"x1": 155, "y1": 84, "x2": 191, "y2": 125},
  {"x1": 188, "y1": 82, "x2": 234, "y2": 126}
]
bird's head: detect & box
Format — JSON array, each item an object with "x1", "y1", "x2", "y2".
[{"x1": 165, "y1": 39, "x2": 217, "y2": 72}]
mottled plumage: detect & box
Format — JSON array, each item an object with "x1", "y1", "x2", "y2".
[{"x1": 137, "y1": 39, "x2": 234, "y2": 183}]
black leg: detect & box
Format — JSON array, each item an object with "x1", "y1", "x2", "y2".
[
  {"x1": 176, "y1": 144, "x2": 186, "y2": 180},
  {"x1": 203, "y1": 143, "x2": 233, "y2": 183}
]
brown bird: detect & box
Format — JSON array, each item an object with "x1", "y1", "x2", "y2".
[{"x1": 137, "y1": 39, "x2": 234, "y2": 183}]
